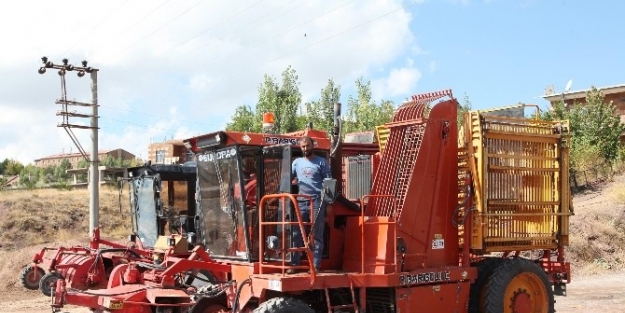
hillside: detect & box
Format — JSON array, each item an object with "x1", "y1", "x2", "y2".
[
  {"x1": 567, "y1": 174, "x2": 625, "y2": 273},
  {"x1": 0, "y1": 177, "x2": 624, "y2": 293}
]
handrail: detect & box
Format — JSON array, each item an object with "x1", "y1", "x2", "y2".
[
  {"x1": 359, "y1": 194, "x2": 398, "y2": 274},
  {"x1": 258, "y1": 193, "x2": 317, "y2": 282}
]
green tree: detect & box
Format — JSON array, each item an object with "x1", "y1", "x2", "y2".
[
  {"x1": 305, "y1": 79, "x2": 341, "y2": 135},
  {"x1": 458, "y1": 93, "x2": 472, "y2": 128},
  {"x1": 4, "y1": 159, "x2": 24, "y2": 176},
  {"x1": 77, "y1": 159, "x2": 89, "y2": 168},
  {"x1": 101, "y1": 155, "x2": 115, "y2": 167},
  {"x1": 343, "y1": 77, "x2": 395, "y2": 133},
  {"x1": 0, "y1": 158, "x2": 8, "y2": 174},
  {"x1": 54, "y1": 159, "x2": 71, "y2": 181},
  {"x1": 226, "y1": 105, "x2": 256, "y2": 132},
  {"x1": 19, "y1": 165, "x2": 42, "y2": 188},
  {"x1": 542, "y1": 86, "x2": 625, "y2": 172},
  {"x1": 581, "y1": 87, "x2": 624, "y2": 163},
  {"x1": 254, "y1": 66, "x2": 302, "y2": 133},
  {"x1": 227, "y1": 66, "x2": 303, "y2": 134}
]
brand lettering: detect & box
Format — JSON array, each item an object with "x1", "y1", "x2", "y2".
[
  {"x1": 198, "y1": 148, "x2": 237, "y2": 162},
  {"x1": 264, "y1": 137, "x2": 299, "y2": 145},
  {"x1": 399, "y1": 271, "x2": 451, "y2": 286}
]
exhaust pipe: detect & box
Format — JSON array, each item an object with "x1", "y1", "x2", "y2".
[{"x1": 331, "y1": 103, "x2": 341, "y2": 157}]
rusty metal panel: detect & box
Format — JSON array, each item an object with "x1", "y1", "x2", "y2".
[{"x1": 466, "y1": 113, "x2": 572, "y2": 252}]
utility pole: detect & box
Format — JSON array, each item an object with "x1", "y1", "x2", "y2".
[{"x1": 38, "y1": 57, "x2": 100, "y2": 237}]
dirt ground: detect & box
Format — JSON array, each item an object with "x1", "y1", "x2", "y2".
[
  {"x1": 1, "y1": 177, "x2": 624, "y2": 312},
  {"x1": 0, "y1": 271, "x2": 623, "y2": 312}
]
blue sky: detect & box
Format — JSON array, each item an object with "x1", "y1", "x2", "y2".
[
  {"x1": 413, "y1": 0, "x2": 623, "y2": 108},
  {"x1": 0, "y1": 0, "x2": 623, "y2": 164}
]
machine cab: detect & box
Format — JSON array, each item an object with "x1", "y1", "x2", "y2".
[
  {"x1": 194, "y1": 144, "x2": 298, "y2": 260},
  {"x1": 126, "y1": 163, "x2": 197, "y2": 248}
]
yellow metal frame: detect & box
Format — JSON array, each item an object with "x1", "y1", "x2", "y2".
[{"x1": 463, "y1": 111, "x2": 572, "y2": 253}]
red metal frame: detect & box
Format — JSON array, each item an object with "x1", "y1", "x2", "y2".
[{"x1": 48, "y1": 89, "x2": 570, "y2": 313}]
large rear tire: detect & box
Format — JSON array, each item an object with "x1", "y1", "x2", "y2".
[
  {"x1": 253, "y1": 297, "x2": 314, "y2": 313},
  {"x1": 19, "y1": 265, "x2": 45, "y2": 290},
  {"x1": 484, "y1": 258, "x2": 554, "y2": 313},
  {"x1": 468, "y1": 257, "x2": 504, "y2": 313},
  {"x1": 39, "y1": 272, "x2": 64, "y2": 297}
]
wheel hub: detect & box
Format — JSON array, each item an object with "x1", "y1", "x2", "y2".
[
  {"x1": 27, "y1": 270, "x2": 42, "y2": 283},
  {"x1": 510, "y1": 288, "x2": 532, "y2": 313}
]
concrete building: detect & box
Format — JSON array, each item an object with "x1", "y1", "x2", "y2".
[
  {"x1": 34, "y1": 148, "x2": 136, "y2": 168},
  {"x1": 542, "y1": 83, "x2": 625, "y2": 142},
  {"x1": 147, "y1": 140, "x2": 190, "y2": 164},
  {"x1": 542, "y1": 83, "x2": 625, "y2": 123},
  {"x1": 66, "y1": 166, "x2": 127, "y2": 188}
]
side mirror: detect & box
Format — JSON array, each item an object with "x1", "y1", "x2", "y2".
[
  {"x1": 187, "y1": 232, "x2": 196, "y2": 245},
  {"x1": 322, "y1": 178, "x2": 338, "y2": 204}
]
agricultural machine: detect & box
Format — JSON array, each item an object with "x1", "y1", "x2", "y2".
[
  {"x1": 50, "y1": 89, "x2": 572, "y2": 313},
  {"x1": 19, "y1": 162, "x2": 198, "y2": 296}
]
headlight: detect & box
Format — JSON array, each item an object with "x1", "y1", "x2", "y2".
[{"x1": 266, "y1": 235, "x2": 280, "y2": 250}]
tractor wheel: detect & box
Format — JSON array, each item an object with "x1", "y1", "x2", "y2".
[
  {"x1": 184, "y1": 269, "x2": 218, "y2": 288},
  {"x1": 39, "y1": 272, "x2": 64, "y2": 297},
  {"x1": 253, "y1": 297, "x2": 314, "y2": 313},
  {"x1": 483, "y1": 258, "x2": 554, "y2": 313},
  {"x1": 19, "y1": 265, "x2": 45, "y2": 290},
  {"x1": 468, "y1": 257, "x2": 504, "y2": 313},
  {"x1": 189, "y1": 303, "x2": 229, "y2": 313}
]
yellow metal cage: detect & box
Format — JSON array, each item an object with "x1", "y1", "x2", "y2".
[{"x1": 462, "y1": 111, "x2": 571, "y2": 253}]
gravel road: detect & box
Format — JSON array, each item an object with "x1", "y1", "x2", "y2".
[{"x1": 1, "y1": 271, "x2": 623, "y2": 313}]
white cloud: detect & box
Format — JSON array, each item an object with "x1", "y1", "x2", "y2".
[
  {"x1": 372, "y1": 60, "x2": 423, "y2": 99},
  {"x1": 0, "y1": 0, "x2": 421, "y2": 165},
  {"x1": 429, "y1": 60, "x2": 439, "y2": 74}
]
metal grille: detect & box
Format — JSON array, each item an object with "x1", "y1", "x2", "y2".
[
  {"x1": 469, "y1": 114, "x2": 570, "y2": 251},
  {"x1": 366, "y1": 288, "x2": 396, "y2": 313},
  {"x1": 345, "y1": 155, "x2": 373, "y2": 200},
  {"x1": 368, "y1": 90, "x2": 452, "y2": 219}
]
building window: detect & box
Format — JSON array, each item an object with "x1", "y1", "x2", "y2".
[{"x1": 156, "y1": 150, "x2": 166, "y2": 163}]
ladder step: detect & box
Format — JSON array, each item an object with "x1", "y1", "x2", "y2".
[{"x1": 329, "y1": 304, "x2": 359, "y2": 309}]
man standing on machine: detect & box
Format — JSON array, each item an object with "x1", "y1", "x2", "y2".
[{"x1": 288, "y1": 135, "x2": 331, "y2": 274}]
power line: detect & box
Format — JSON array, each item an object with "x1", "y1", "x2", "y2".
[
  {"x1": 187, "y1": 0, "x2": 421, "y2": 88},
  {"x1": 179, "y1": 0, "x2": 357, "y2": 66},
  {"x1": 107, "y1": 0, "x2": 172, "y2": 44},
  {"x1": 262, "y1": 0, "x2": 419, "y2": 67},
  {"x1": 90, "y1": 1, "x2": 417, "y2": 132},
  {"x1": 64, "y1": 100, "x2": 207, "y2": 132},
  {"x1": 170, "y1": 0, "x2": 304, "y2": 61},
  {"x1": 100, "y1": 0, "x2": 206, "y2": 65},
  {"x1": 99, "y1": 116, "x2": 151, "y2": 128},
  {"x1": 98, "y1": 105, "x2": 215, "y2": 128},
  {"x1": 154, "y1": 0, "x2": 267, "y2": 58},
  {"x1": 60, "y1": 1, "x2": 130, "y2": 56}
]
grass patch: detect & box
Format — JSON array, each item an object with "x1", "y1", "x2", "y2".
[{"x1": 0, "y1": 186, "x2": 131, "y2": 250}]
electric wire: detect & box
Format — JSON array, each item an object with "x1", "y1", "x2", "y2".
[
  {"x1": 184, "y1": 0, "x2": 420, "y2": 88},
  {"x1": 99, "y1": 111, "x2": 222, "y2": 129},
  {"x1": 76, "y1": 1, "x2": 417, "y2": 138},
  {"x1": 170, "y1": 0, "x2": 303, "y2": 61},
  {"x1": 155, "y1": 0, "x2": 268, "y2": 58},
  {"x1": 113, "y1": 0, "x2": 172, "y2": 41},
  {"x1": 60, "y1": 0, "x2": 130, "y2": 56},
  {"x1": 100, "y1": 0, "x2": 206, "y2": 65},
  {"x1": 176, "y1": 0, "x2": 357, "y2": 63},
  {"x1": 260, "y1": 0, "x2": 419, "y2": 69}
]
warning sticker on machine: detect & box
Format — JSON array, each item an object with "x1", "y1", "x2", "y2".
[{"x1": 432, "y1": 238, "x2": 444, "y2": 249}]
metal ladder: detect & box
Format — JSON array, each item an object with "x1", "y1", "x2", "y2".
[{"x1": 324, "y1": 278, "x2": 359, "y2": 313}]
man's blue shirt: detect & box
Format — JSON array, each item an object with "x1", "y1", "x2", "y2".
[{"x1": 291, "y1": 155, "x2": 331, "y2": 196}]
